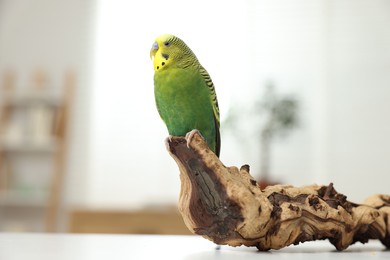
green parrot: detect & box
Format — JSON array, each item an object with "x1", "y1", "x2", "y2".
[{"x1": 150, "y1": 34, "x2": 221, "y2": 157}]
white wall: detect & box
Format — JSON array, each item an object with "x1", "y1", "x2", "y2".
[
  {"x1": 244, "y1": 0, "x2": 330, "y2": 186},
  {"x1": 90, "y1": 0, "x2": 390, "y2": 206},
  {"x1": 1, "y1": 0, "x2": 389, "y2": 212},
  {"x1": 245, "y1": 0, "x2": 390, "y2": 202},
  {"x1": 325, "y1": 0, "x2": 390, "y2": 200}
]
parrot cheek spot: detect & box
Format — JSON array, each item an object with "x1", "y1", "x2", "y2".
[
  {"x1": 162, "y1": 53, "x2": 169, "y2": 60},
  {"x1": 157, "y1": 66, "x2": 160, "y2": 70},
  {"x1": 162, "y1": 62, "x2": 165, "y2": 66}
]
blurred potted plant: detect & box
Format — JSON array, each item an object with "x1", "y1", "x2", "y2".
[
  {"x1": 256, "y1": 82, "x2": 299, "y2": 188},
  {"x1": 224, "y1": 81, "x2": 299, "y2": 189}
]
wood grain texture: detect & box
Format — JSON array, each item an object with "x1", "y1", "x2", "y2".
[{"x1": 166, "y1": 130, "x2": 390, "y2": 251}]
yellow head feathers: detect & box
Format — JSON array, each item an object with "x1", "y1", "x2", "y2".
[{"x1": 150, "y1": 34, "x2": 198, "y2": 72}]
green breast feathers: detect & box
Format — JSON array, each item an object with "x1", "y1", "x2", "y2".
[{"x1": 150, "y1": 34, "x2": 220, "y2": 157}]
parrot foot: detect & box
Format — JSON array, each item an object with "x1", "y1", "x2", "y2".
[{"x1": 185, "y1": 129, "x2": 203, "y2": 149}]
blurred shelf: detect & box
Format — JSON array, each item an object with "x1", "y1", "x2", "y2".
[
  {"x1": 69, "y1": 208, "x2": 192, "y2": 235},
  {"x1": 0, "y1": 70, "x2": 74, "y2": 232},
  {"x1": 0, "y1": 140, "x2": 57, "y2": 154},
  {"x1": 4, "y1": 93, "x2": 61, "y2": 107},
  {"x1": 0, "y1": 190, "x2": 48, "y2": 208}
]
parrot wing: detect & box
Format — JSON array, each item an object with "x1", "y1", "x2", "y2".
[{"x1": 200, "y1": 66, "x2": 221, "y2": 156}]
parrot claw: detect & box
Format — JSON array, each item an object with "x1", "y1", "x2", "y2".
[
  {"x1": 164, "y1": 135, "x2": 174, "y2": 151},
  {"x1": 185, "y1": 129, "x2": 203, "y2": 149}
]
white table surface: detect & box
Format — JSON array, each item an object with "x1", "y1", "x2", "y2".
[{"x1": 0, "y1": 233, "x2": 388, "y2": 260}]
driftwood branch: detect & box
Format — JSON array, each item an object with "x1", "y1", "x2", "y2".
[{"x1": 166, "y1": 130, "x2": 390, "y2": 251}]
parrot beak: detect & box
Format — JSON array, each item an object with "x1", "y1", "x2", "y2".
[{"x1": 150, "y1": 42, "x2": 159, "y2": 59}]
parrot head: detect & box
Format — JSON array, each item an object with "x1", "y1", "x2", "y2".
[{"x1": 150, "y1": 34, "x2": 197, "y2": 72}]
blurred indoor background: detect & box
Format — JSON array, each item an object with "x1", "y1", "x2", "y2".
[{"x1": 0, "y1": 0, "x2": 389, "y2": 233}]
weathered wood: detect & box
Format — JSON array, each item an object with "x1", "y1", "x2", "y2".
[{"x1": 166, "y1": 130, "x2": 390, "y2": 251}]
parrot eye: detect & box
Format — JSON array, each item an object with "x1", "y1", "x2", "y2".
[{"x1": 163, "y1": 41, "x2": 171, "y2": 47}]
